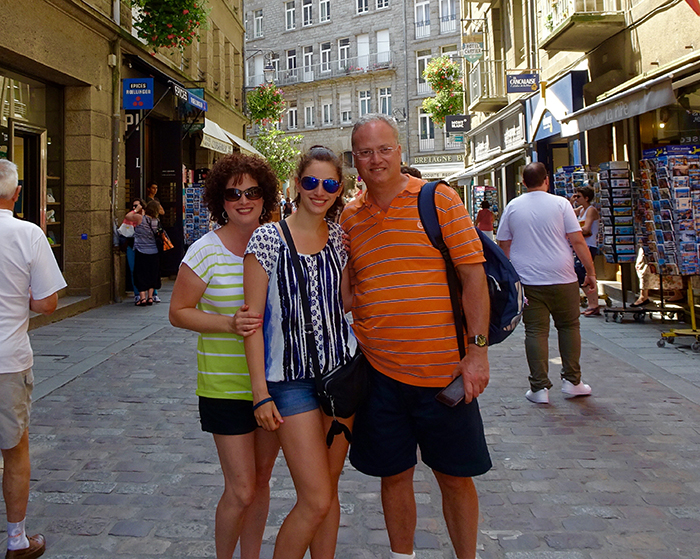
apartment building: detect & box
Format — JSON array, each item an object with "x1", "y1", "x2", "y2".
[{"x1": 245, "y1": 0, "x2": 466, "y2": 181}]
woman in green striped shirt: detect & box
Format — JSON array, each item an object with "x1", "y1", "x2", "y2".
[{"x1": 169, "y1": 153, "x2": 280, "y2": 559}]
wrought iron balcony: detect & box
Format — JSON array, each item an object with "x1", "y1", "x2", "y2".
[
  {"x1": 539, "y1": 0, "x2": 626, "y2": 52},
  {"x1": 247, "y1": 52, "x2": 395, "y2": 88},
  {"x1": 467, "y1": 59, "x2": 508, "y2": 113}
]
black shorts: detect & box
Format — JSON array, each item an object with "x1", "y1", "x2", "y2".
[
  {"x1": 575, "y1": 246, "x2": 598, "y2": 286},
  {"x1": 349, "y1": 365, "x2": 492, "y2": 478},
  {"x1": 199, "y1": 397, "x2": 258, "y2": 436}
]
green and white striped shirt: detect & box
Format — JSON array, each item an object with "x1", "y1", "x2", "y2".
[{"x1": 182, "y1": 231, "x2": 252, "y2": 400}]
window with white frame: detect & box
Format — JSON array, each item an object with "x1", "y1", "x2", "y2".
[
  {"x1": 303, "y1": 0, "x2": 313, "y2": 26},
  {"x1": 321, "y1": 42, "x2": 332, "y2": 73},
  {"x1": 359, "y1": 90, "x2": 371, "y2": 116},
  {"x1": 285, "y1": 2, "x2": 296, "y2": 30},
  {"x1": 357, "y1": 0, "x2": 368, "y2": 14},
  {"x1": 305, "y1": 104, "x2": 315, "y2": 127},
  {"x1": 288, "y1": 103, "x2": 298, "y2": 129},
  {"x1": 287, "y1": 49, "x2": 298, "y2": 78},
  {"x1": 414, "y1": 1, "x2": 430, "y2": 39},
  {"x1": 378, "y1": 87, "x2": 391, "y2": 115},
  {"x1": 439, "y1": 0, "x2": 457, "y2": 34},
  {"x1": 303, "y1": 46, "x2": 314, "y2": 81},
  {"x1": 253, "y1": 9, "x2": 263, "y2": 38},
  {"x1": 338, "y1": 38, "x2": 350, "y2": 70},
  {"x1": 357, "y1": 34, "x2": 369, "y2": 69},
  {"x1": 419, "y1": 109, "x2": 435, "y2": 151},
  {"x1": 339, "y1": 93, "x2": 352, "y2": 123},
  {"x1": 271, "y1": 52, "x2": 280, "y2": 81},
  {"x1": 416, "y1": 49, "x2": 431, "y2": 94},
  {"x1": 441, "y1": 44, "x2": 458, "y2": 57},
  {"x1": 377, "y1": 0, "x2": 389, "y2": 8},
  {"x1": 320, "y1": 0, "x2": 331, "y2": 21},
  {"x1": 322, "y1": 99, "x2": 333, "y2": 125},
  {"x1": 376, "y1": 29, "x2": 390, "y2": 64}
]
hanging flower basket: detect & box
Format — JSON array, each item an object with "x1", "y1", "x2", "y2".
[
  {"x1": 132, "y1": 0, "x2": 209, "y2": 51},
  {"x1": 247, "y1": 83, "x2": 287, "y2": 126}
]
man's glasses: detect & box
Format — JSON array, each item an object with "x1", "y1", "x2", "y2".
[
  {"x1": 352, "y1": 146, "x2": 398, "y2": 161},
  {"x1": 300, "y1": 176, "x2": 341, "y2": 194},
  {"x1": 224, "y1": 186, "x2": 263, "y2": 202}
]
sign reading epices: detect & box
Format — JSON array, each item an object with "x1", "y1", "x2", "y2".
[{"x1": 122, "y1": 79, "x2": 154, "y2": 110}]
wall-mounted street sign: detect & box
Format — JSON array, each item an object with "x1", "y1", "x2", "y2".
[
  {"x1": 171, "y1": 82, "x2": 208, "y2": 112},
  {"x1": 507, "y1": 72, "x2": 540, "y2": 94},
  {"x1": 122, "y1": 78, "x2": 154, "y2": 110},
  {"x1": 446, "y1": 114, "x2": 471, "y2": 133}
]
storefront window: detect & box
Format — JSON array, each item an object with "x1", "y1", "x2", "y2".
[{"x1": 640, "y1": 82, "x2": 700, "y2": 148}]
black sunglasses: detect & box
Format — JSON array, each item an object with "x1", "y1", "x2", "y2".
[
  {"x1": 300, "y1": 176, "x2": 341, "y2": 194},
  {"x1": 224, "y1": 186, "x2": 263, "y2": 202},
  {"x1": 132, "y1": 204, "x2": 139, "y2": 209}
]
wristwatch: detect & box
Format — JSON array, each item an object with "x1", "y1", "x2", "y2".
[{"x1": 467, "y1": 334, "x2": 488, "y2": 347}]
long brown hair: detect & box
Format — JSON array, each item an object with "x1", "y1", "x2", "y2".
[{"x1": 294, "y1": 145, "x2": 345, "y2": 221}]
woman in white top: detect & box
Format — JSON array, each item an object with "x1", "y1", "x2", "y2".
[
  {"x1": 169, "y1": 154, "x2": 281, "y2": 559},
  {"x1": 572, "y1": 186, "x2": 600, "y2": 316}
]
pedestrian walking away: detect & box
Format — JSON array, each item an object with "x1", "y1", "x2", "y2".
[
  {"x1": 497, "y1": 161, "x2": 596, "y2": 405},
  {"x1": 168, "y1": 153, "x2": 280, "y2": 559},
  {"x1": 244, "y1": 146, "x2": 356, "y2": 559},
  {"x1": 0, "y1": 159, "x2": 67, "y2": 559},
  {"x1": 341, "y1": 114, "x2": 492, "y2": 559}
]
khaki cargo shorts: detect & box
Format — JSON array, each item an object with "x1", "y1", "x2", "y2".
[{"x1": 0, "y1": 369, "x2": 34, "y2": 449}]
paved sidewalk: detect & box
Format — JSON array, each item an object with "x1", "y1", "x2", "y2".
[{"x1": 0, "y1": 284, "x2": 698, "y2": 558}]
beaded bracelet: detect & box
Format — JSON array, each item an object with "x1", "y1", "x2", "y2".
[{"x1": 252, "y1": 397, "x2": 274, "y2": 411}]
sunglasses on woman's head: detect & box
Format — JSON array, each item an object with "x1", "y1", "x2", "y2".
[
  {"x1": 300, "y1": 176, "x2": 341, "y2": 194},
  {"x1": 223, "y1": 186, "x2": 263, "y2": 202}
]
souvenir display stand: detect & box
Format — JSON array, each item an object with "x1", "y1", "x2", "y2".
[
  {"x1": 183, "y1": 182, "x2": 211, "y2": 246},
  {"x1": 637, "y1": 146, "x2": 699, "y2": 350}
]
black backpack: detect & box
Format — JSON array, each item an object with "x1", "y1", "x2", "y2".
[{"x1": 417, "y1": 180, "x2": 524, "y2": 348}]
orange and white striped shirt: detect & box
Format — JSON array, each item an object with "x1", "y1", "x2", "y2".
[{"x1": 340, "y1": 177, "x2": 484, "y2": 387}]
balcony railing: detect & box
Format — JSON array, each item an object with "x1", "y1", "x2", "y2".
[
  {"x1": 467, "y1": 59, "x2": 508, "y2": 113},
  {"x1": 440, "y1": 14, "x2": 457, "y2": 34},
  {"x1": 417, "y1": 80, "x2": 433, "y2": 95},
  {"x1": 540, "y1": 0, "x2": 626, "y2": 52},
  {"x1": 419, "y1": 137, "x2": 435, "y2": 151},
  {"x1": 247, "y1": 52, "x2": 395, "y2": 87},
  {"x1": 415, "y1": 20, "x2": 431, "y2": 39}
]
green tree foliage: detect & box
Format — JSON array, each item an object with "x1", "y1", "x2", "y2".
[
  {"x1": 253, "y1": 128, "x2": 303, "y2": 187},
  {"x1": 131, "y1": 0, "x2": 209, "y2": 51},
  {"x1": 421, "y1": 56, "x2": 464, "y2": 127}
]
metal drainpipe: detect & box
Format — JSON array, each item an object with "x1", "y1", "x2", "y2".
[
  {"x1": 111, "y1": 38, "x2": 122, "y2": 303},
  {"x1": 402, "y1": 0, "x2": 410, "y2": 162}
]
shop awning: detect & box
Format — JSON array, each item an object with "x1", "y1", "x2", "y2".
[
  {"x1": 201, "y1": 119, "x2": 234, "y2": 155},
  {"x1": 412, "y1": 161, "x2": 467, "y2": 180},
  {"x1": 446, "y1": 148, "x2": 527, "y2": 183},
  {"x1": 223, "y1": 130, "x2": 263, "y2": 157},
  {"x1": 560, "y1": 76, "x2": 677, "y2": 135}
]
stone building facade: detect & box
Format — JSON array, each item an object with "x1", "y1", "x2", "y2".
[
  {"x1": 2, "y1": 0, "x2": 249, "y2": 315},
  {"x1": 244, "y1": 0, "x2": 465, "y2": 182}
]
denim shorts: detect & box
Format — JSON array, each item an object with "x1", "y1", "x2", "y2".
[{"x1": 266, "y1": 378, "x2": 319, "y2": 417}]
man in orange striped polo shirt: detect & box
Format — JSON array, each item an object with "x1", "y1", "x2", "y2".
[{"x1": 341, "y1": 114, "x2": 492, "y2": 559}]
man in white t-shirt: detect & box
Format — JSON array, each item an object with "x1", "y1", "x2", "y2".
[
  {"x1": 0, "y1": 159, "x2": 66, "y2": 559},
  {"x1": 497, "y1": 162, "x2": 595, "y2": 405}
]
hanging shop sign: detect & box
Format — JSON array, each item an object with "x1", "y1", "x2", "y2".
[
  {"x1": 462, "y1": 35, "x2": 484, "y2": 64},
  {"x1": 446, "y1": 114, "x2": 471, "y2": 133},
  {"x1": 122, "y1": 78, "x2": 154, "y2": 110},
  {"x1": 171, "y1": 82, "x2": 208, "y2": 112},
  {"x1": 507, "y1": 73, "x2": 540, "y2": 94}
]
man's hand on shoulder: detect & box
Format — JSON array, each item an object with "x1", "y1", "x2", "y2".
[{"x1": 456, "y1": 347, "x2": 489, "y2": 403}]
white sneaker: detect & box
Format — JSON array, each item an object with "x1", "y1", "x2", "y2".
[
  {"x1": 153, "y1": 295, "x2": 162, "y2": 303},
  {"x1": 562, "y1": 379, "x2": 592, "y2": 398},
  {"x1": 134, "y1": 294, "x2": 140, "y2": 303},
  {"x1": 525, "y1": 388, "x2": 549, "y2": 404}
]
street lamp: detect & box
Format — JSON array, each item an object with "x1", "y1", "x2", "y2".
[{"x1": 246, "y1": 49, "x2": 277, "y2": 85}]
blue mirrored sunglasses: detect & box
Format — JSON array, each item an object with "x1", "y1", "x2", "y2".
[{"x1": 300, "y1": 176, "x2": 341, "y2": 194}]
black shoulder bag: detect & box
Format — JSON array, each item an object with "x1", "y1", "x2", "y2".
[{"x1": 279, "y1": 220, "x2": 368, "y2": 446}]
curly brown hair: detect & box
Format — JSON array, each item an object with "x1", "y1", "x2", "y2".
[
  {"x1": 204, "y1": 153, "x2": 279, "y2": 226},
  {"x1": 294, "y1": 146, "x2": 345, "y2": 221}
]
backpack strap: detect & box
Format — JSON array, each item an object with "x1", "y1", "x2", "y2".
[{"x1": 417, "y1": 181, "x2": 466, "y2": 359}]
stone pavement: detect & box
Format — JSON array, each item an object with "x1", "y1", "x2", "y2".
[{"x1": 1, "y1": 282, "x2": 699, "y2": 558}]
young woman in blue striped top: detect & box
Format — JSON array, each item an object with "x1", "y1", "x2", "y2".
[{"x1": 169, "y1": 154, "x2": 281, "y2": 559}]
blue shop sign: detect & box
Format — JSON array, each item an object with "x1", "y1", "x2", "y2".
[
  {"x1": 507, "y1": 73, "x2": 539, "y2": 94},
  {"x1": 525, "y1": 70, "x2": 587, "y2": 142},
  {"x1": 122, "y1": 78, "x2": 154, "y2": 110}
]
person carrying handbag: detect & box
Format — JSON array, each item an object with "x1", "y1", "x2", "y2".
[
  {"x1": 243, "y1": 146, "x2": 356, "y2": 559},
  {"x1": 131, "y1": 200, "x2": 162, "y2": 306}
]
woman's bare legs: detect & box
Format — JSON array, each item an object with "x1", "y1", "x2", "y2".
[
  {"x1": 212, "y1": 432, "x2": 258, "y2": 559},
  {"x1": 309, "y1": 416, "x2": 354, "y2": 559},
  {"x1": 240, "y1": 429, "x2": 280, "y2": 559},
  {"x1": 273, "y1": 409, "x2": 333, "y2": 559}
]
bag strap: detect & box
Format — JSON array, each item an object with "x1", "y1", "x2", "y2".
[
  {"x1": 279, "y1": 220, "x2": 323, "y2": 392},
  {"x1": 417, "y1": 180, "x2": 466, "y2": 359}
]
